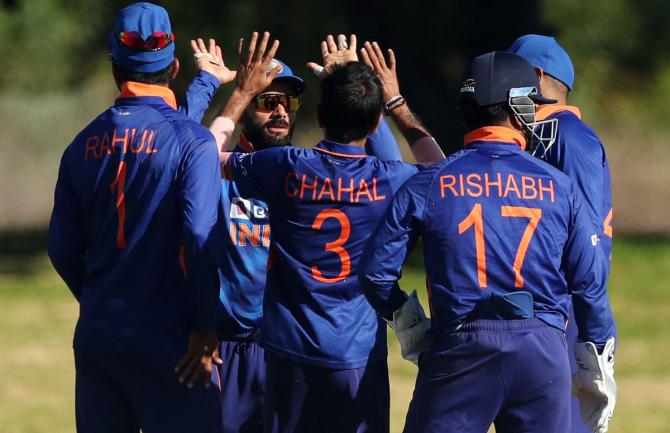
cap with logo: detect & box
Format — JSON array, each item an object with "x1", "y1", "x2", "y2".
[
  {"x1": 109, "y1": 2, "x2": 175, "y2": 73},
  {"x1": 507, "y1": 34, "x2": 575, "y2": 91},
  {"x1": 269, "y1": 58, "x2": 306, "y2": 95},
  {"x1": 459, "y1": 51, "x2": 556, "y2": 107}
]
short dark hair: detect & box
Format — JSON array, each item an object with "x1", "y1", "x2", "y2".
[
  {"x1": 319, "y1": 62, "x2": 383, "y2": 143},
  {"x1": 114, "y1": 62, "x2": 172, "y2": 85},
  {"x1": 460, "y1": 100, "x2": 511, "y2": 131},
  {"x1": 544, "y1": 74, "x2": 570, "y2": 96}
]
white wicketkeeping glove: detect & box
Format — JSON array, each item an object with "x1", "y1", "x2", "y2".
[
  {"x1": 388, "y1": 290, "x2": 431, "y2": 365},
  {"x1": 573, "y1": 337, "x2": 617, "y2": 433}
]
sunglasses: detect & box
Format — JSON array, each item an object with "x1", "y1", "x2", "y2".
[
  {"x1": 253, "y1": 94, "x2": 300, "y2": 113},
  {"x1": 118, "y1": 31, "x2": 175, "y2": 51}
]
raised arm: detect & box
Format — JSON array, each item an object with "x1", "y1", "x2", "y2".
[
  {"x1": 361, "y1": 42, "x2": 445, "y2": 164},
  {"x1": 180, "y1": 38, "x2": 237, "y2": 123},
  {"x1": 207, "y1": 32, "x2": 281, "y2": 164}
]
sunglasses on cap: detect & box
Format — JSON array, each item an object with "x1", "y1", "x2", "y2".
[
  {"x1": 118, "y1": 31, "x2": 175, "y2": 51},
  {"x1": 252, "y1": 94, "x2": 301, "y2": 113}
]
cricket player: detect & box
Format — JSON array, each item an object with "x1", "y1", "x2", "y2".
[
  {"x1": 359, "y1": 51, "x2": 617, "y2": 433},
  {"x1": 182, "y1": 33, "x2": 404, "y2": 433},
  {"x1": 47, "y1": 3, "x2": 222, "y2": 432},
  {"x1": 219, "y1": 36, "x2": 444, "y2": 433},
  {"x1": 508, "y1": 34, "x2": 616, "y2": 433}
]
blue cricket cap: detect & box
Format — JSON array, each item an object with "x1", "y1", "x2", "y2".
[
  {"x1": 109, "y1": 2, "x2": 175, "y2": 73},
  {"x1": 268, "y1": 59, "x2": 306, "y2": 95},
  {"x1": 268, "y1": 59, "x2": 305, "y2": 95},
  {"x1": 507, "y1": 34, "x2": 575, "y2": 91},
  {"x1": 459, "y1": 51, "x2": 556, "y2": 107}
]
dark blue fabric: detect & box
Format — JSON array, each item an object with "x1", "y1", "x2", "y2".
[
  {"x1": 228, "y1": 141, "x2": 419, "y2": 368},
  {"x1": 264, "y1": 353, "x2": 389, "y2": 433},
  {"x1": 218, "y1": 339, "x2": 265, "y2": 433},
  {"x1": 403, "y1": 319, "x2": 570, "y2": 433},
  {"x1": 75, "y1": 350, "x2": 222, "y2": 433},
  {"x1": 48, "y1": 93, "x2": 221, "y2": 358},
  {"x1": 360, "y1": 139, "x2": 615, "y2": 346}
]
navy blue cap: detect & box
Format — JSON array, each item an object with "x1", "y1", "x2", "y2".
[
  {"x1": 507, "y1": 34, "x2": 574, "y2": 90},
  {"x1": 268, "y1": 59, "x2": 305, "y2": 95},
  {"x1": 109, "y1": 2, "x2": 175, "y2": 73},
  {"x1": 459, "y1": 51, "x2": 556, "y2": 107}
]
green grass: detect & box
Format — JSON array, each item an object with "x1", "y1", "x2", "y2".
[{"x1": 0, "y1": 237, "x2": 668, "y2": 432}]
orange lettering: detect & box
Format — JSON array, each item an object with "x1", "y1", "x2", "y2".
[
  {"x1": 238, "y1": 224, "x2": 261, "y2": 246},
  {"x1": 484, "y1": 173, "x2": 502, "y2": 197},
  {"x1": 538, "y1": 178, "x2": 555, "y2": 203},
  {"x1": 318, "y1": 178, "x2": 335, "y2": 201},
  {"x1": 503, "y1": 174, "x2": 521, "y2": 199},
  {"x1": 145, "y1": 130, "x2": 158, "y2": 154},
  {"x1": 372, "y1": 178, "x2": 386, "y2": 201},
  {"x1": 229, "y1": 222, "x2": 237, "y2": 244},
  {"x1": 112, "y1": 128, "x2": 129, "y2": 153},
  {"x1": 521, "y1": 176, "x2": 537, "y2": 200},
  {"x1": 338, "y1": 178, "x2": 355, "y2": 202},
  {"x1": 131, "y1": 130, "x2": 147, "y2": 153},
  {"x1": 355, "y1": 179, "x2": 373, "y2": 202},
  {"x1": 99, "y1": 132, "x2": 112, "y2": 156},
  {"x1": 300, "y1": 175, "x2": 318, "y2": 200},
  {"x1": 85, "y1": 136, "x2": 100, "y2": 160},
  {"x1": 466, "y1": 173, "x2": 483, "y2": 197},
  {"x1": 440, "y1": 175, "x2": 458, "y2": 197},
  {"x1": 262, "y1": 225, "x2": 271, "y2": 246}
]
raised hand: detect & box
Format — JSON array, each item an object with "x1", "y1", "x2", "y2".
[
  {"x1": 235, "y1": 31, "x2": 281, "y2": 97},
  {"x1": 307, "y1": 34, "x2": 358, "y2": 79},
  {"x1": 190, "y1": 38, "x2": 237, "y2": 85},
  {"x1": 360, "y1": 41, "x2": 400, "y2": 101}
]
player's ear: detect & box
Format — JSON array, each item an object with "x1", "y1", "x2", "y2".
[
  {"x1": 169, "y1": 59, "x2": 180, "y2": 81},
  {"x1": 535, "y1": 67, "x2": 544, "y2": 81},
  {"x1": 111, "y1": 62, "x2": 123, "y2": 91}
]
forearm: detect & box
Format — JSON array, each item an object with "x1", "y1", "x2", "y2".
[
  {"x1": 388, "y1": 104, "x2": 445, "y2": 164},
  {"x1": 180, "y1": 71, "x2": 221, "y2": 123}
]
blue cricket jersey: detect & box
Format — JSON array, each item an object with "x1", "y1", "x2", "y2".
[
  {"x1": 537, "y1": 106, "x2": 613, "y2": 260},
  {"x1": 182, "y1": 71, "x2": 404, "y2": 339},
  {"x1": 226, "y1": 141, "x2": 419, "y2": 368},
  {"x1": 360, "y1": 126, "x2": 616, "y2": 346},
  {"x1": 48, "y1": 82, "x2": 221, "y2": 358}
]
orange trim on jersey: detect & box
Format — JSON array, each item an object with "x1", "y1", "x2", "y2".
[
  {"x1": 313, "y1": 147, "x2": 367, "y2": 159},
  {"x1": 536, "y1": 105, "x2": 582, "y2": 121},
  {"x1": 464, "y1": 126, "x2": 527, "y2": 151},
  {"x1": 118, "y1": 82, "x2": 178, "y2": 110},
  {"x1": 239, "y1": 133, "x2": 256, "y2": 152}
]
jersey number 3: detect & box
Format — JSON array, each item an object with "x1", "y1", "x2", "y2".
[
  {"x1": 458, "y1": 204, "x2": 541, "y2": 288},
  {"x1": 311, "y1": 209, "x2": 351, "y2": 283}
]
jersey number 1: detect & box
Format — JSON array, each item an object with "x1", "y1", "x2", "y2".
[
  {"x1": 458, "y1": 204, "x2": 541, "y2": 288},
  {"x1": 110, "y1": 160, "x2": 127, "y2": 249}
]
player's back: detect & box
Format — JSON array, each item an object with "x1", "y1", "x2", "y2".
[
  {"x1": 414, "y1": 135, "x2": 589, "y2": 334},
  {"x1": 228, "y1": 140, "x2": 418, "y2": 368},
  {"x1": 52, "y1": 89, "x2": 216, "y2": 357}
]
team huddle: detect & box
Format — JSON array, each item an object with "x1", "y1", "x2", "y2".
[{"x1": 47, "y1": 3, "x2": 617, "y2": 433}]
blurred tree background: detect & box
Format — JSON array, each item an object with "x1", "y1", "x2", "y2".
[{"x1": 1, "y1": 0, "x2": 668, "y2": 231}]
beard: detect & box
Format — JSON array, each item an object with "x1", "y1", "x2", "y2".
[{"x1": 241, "y1": 112, "x2": 295, "y2": 150}]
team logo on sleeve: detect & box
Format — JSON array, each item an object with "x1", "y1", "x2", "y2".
[{"x1": 460, "y1": 78, "x2": 475, "y2": 94}]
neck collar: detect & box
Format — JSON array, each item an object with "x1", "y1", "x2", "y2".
[
  {"x1": 117, "y1": 82, "x2": 177, "y2": 110},
  {"x1": 315, "y1": 140, "x2": 367, "y2": 158},
  {"x1": 464, "y1": 126, "x2": 527, "y2": 150},
  {"x1": 536, "y1": 105, "x2": 582, "y2": 121}
]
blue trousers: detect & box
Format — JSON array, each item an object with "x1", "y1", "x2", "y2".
[
  {"x1": 75, "y1": 349, "x2": 222, "y2": 433},
  {"x1": 218, "y1": 338, "x2": 266, "y2": 433},
  {"x1": 263, "y1": 353, "x2": 390, "y2": 433},
  {"x1": 403, "y1": 318, "x2": 571, "y2": 433}
]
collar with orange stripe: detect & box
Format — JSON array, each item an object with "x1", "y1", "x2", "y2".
[
  {"x1": 464, "y1": 126, "x2": 527, "y2": 150},
  {"x1": 535, "y1": 105, "x2": 582, "y2": 121},
  {"x1": 117, "y1": 81, "x2": 177, "y2": 110},
  {"x1": 314, "y1": 140, "x2": 367, "y2": 158}
]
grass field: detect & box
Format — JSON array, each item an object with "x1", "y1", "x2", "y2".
[{"x1": 0, "y1": 234, "x2": 669, "y2": 432}]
